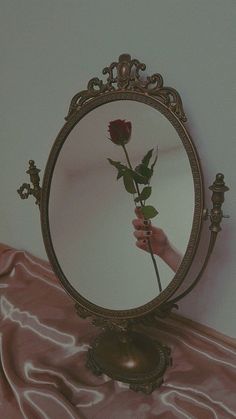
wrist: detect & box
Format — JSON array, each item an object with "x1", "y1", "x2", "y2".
[{"x1": 159, "y1": 242, "x2": 183, "y2": 273}]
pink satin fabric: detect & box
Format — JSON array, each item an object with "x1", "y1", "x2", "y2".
[{"x1": 0, "y1": 243, "x2": 236, "y2": 419}]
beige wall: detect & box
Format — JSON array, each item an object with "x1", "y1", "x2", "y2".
[{"x1": 1, "y1": 1, "x2": 235, "y2": 336}]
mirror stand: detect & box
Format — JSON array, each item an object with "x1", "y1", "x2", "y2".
[
  {"x1": 87, "y1": 327, "x2": 170, "y2": 394},
  {"x1": 75, "y1": 303, "x2": 175, "y2": 394},
  {"x1": 18, "y1": 163, "x2": 229, "y2": 394},
  {"x1": 17, "y1": 54, "x2": 229, "y2": 394}
]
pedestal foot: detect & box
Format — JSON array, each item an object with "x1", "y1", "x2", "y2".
[{"x1": 86, "y1": 330, "x2": 171, "y2": 394}]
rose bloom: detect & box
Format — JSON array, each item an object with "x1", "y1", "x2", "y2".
[{"x1": 108, "y1": 119, "x2": 132, "y2": 145}]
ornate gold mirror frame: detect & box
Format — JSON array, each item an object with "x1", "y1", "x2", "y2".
[{"x1": 18, "y1": 54, "x2": 229, "y2": 394}]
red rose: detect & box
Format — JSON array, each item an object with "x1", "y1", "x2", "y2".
[{"x1": 108, "y1": 119, "x2": 132, "y2": 145}]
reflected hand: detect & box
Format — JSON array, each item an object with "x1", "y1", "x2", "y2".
[
  {"x1": 132, "y1": 208, "x2": 182, "y2": 272},
  {"x1": 132, "y1": 208, "x2": 169, "y2": 257}
]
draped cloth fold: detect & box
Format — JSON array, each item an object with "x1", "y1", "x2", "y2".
[{"x1": 0, "y1": 243, "x2": 235, "y2": 419}]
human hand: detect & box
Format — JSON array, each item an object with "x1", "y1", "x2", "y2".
[
  {"x1": 132, "y1": 208, "x2": 182, "y2": 272},
  {"x1": 132, "y1": 207, "x2": 169, "y2": 258}
]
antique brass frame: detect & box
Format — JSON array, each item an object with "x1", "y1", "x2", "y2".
[
  {"x1": 17, "y1": 54, "x2": 229, "y2": 394},
  {"x1": 40, "y1": 57, "x2": 204, "y2": 320}
]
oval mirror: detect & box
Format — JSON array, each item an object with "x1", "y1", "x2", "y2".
[{"x1": 41, "y1": 59, "x2": 203, "y2": 319}]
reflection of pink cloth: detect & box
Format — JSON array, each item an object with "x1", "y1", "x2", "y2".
[{"x1": 0, "y1": 244, "x2": 236, "y2": 419}]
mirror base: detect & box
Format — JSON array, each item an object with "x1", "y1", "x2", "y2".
[{"x1": 86, "y1": 330, "x2": 171, "y2": 394}]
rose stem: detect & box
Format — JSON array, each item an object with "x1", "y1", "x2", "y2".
[{"x1": 122, "y1": 145, "x2": 162, "y2": 292}]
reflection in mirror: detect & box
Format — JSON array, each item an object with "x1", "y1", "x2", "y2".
[{"x1": 49, "y1": 100, "x2": 194, "y2": 310}]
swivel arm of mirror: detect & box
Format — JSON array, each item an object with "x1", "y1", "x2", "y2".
[{"x1": 166, "y1": 173, "x2": 229, "y2": 309}]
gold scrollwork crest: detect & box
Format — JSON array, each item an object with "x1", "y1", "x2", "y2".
[{"x1": 65, "y1": 54, "x2": 187, "y2": 123}]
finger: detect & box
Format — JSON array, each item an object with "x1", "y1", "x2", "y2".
[
  {"x1": 133, "y1": 230, "x2": 153, "y2": 239},
  {"x1": 132, "y1": 219, "x2": 143, "y2": 230},
  {"x1": 150, "y1": 226, "x2": 165, "y2": 236},
  {"x1": 135, "y1": 207, "x2": 144, "y2": 219},
  {"x1": 132, "y1": 219, "x2": 153, "y2": 232},
  {"x1": 135, "y1": 208, "x2": 152, "y2": 225},
  {"x1": 136, "y1": 240, "x2": 148, "y2": 252}
]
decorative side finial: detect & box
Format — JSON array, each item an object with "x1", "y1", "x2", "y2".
[
  {"x1": 208, "y1": 173, "x2": 229, "y2": 232},
  {"x1": 17, "y1": 160, "x2": 41, "y2": 207}
]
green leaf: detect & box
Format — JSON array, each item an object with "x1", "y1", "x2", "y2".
[
  {"x1": 135, "y1": 164, "x2": 153, "y2": 180},
  {"x1": 151, "y1": 147, "x2": 158, "y2": 171},
  {"x1": 107, "y1": 158, "x2": 129, "y2": 180},
  {"x1": 142, "y1": 149, "x2": 154, "y2": 167},
  {"x1": 128, "y1": 169, "x2": 149, "y2": 185},
  {"x1": 123, "y1": 172, "x2": 137, "y2": 194},
  {"x1": 107, "y1": 158, "x2": 120, "y2": 169},
  {"x1": 141, "y1": 205, "x2": 158, "y2": 219},
  {"x1": 134, "y1": 186, "x2": 152, "y2": 202},
  {"x1": 117, "y1": 169, "x2": 124, "y2": 180},
  {"x1": 107, "y1": 158, "x2": 126, "y2": 171}
]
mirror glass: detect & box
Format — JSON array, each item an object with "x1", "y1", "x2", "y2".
[{"x1": 49, "y1": 100, "x2": 194, "y2": 310}]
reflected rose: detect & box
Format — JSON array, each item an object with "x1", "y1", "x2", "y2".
[{"x1": 108, "y1": 119, "x2": 132, "y2": 145}]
